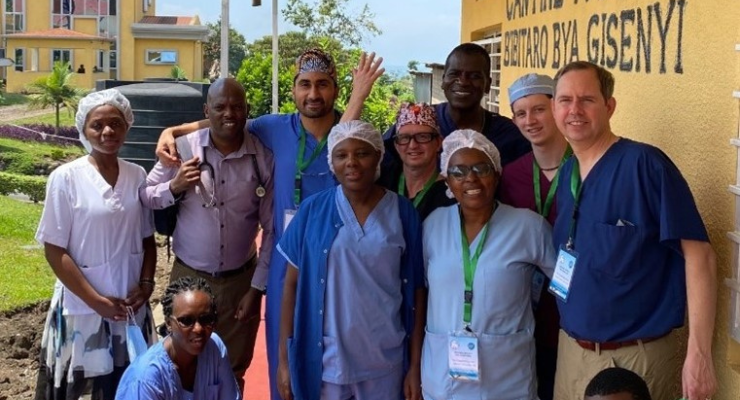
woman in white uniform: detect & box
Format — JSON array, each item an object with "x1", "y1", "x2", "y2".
[
  {"x1": 421, "y1": 129, "x2": 556, "y2": 400},
  {"x1": 34, "y1": 89, "x2": 157, "y2": 400}
]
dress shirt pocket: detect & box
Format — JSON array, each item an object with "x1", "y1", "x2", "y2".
[
  {"x1": 420, "y1": 328, "x2": 453, "y2": 400},
  {"x1": 587, "y1": 222, "x2": 641, "y2": 280}
]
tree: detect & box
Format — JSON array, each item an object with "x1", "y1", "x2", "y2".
[
  {"x1": 407, "y1": 60, "x2": 419, "y2": 72},
  {"x1": 203, "y1": 20, "x2": 248, "y2": 76},
  {"x1": 282, "y1": 0, "x2": 381, "y2": 47},
  {"x1": 26, "y1": 61, "x2": 85, "y2": 135}
]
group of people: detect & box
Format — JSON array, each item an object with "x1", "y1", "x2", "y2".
[{"x1": 32, "y1": 42, "x2": 716, "y2": 400}]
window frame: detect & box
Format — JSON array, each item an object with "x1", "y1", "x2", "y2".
[{"x1": 145, "y1": 49, "x2": 178, "y2": 65}]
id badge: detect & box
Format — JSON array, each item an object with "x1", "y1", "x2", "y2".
[
  {"x1": 531, "y1": 270, "x2": 546, "y2": 310},
  {"x1": 548, "y1": 246, "x2": 578, "y2": 302},
  {"x1": 283, "y1": 209, "x2": 297, "y2": 233},
  {"x1": 448, "y1": 331, "x2": 479, "y2": 381}
]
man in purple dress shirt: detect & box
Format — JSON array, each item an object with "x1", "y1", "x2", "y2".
[{"x1": 140, "y1": 78, "x2": 275, "y2": 389}]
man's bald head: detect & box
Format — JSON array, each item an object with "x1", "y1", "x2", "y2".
[{"x1": 207, "y1": 78, "x2": 246, "y2": 105}]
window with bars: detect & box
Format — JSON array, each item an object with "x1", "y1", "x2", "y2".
[
  {"x1": 728, "y1": 42, "x2": 740, "y2": 343},
  {"x1": 52, "y1": 0, "x2": 116, "y2": 29},
  {"x1": 14, "y1": 48, "x2": 24, "y2": 72},
  {"x1": 473, "y1": 31, "x2": 503, "y2": 114}
]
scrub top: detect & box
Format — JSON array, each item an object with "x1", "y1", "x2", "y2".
[
  {"x1": 421, "y1": 203, "x2": 556, "y2": 400},
  {"x1": 552, "y1": 138, "x2": 709, "y2": 342}
]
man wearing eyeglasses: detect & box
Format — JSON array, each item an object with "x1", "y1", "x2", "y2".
[
  {"x1": 140, "y1": 77, "x2": 275, "y2": 390},
  {"x1": 378, "y1": 102, "x2": 454, "y2": 220}
]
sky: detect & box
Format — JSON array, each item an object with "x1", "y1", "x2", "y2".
[{"x1": 156, "y1": 0, "x2": 461, "y2": 72}]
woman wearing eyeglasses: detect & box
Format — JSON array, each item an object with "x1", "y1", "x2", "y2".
[
  {"x1": 116, "y1": 277, "x2": 241, "y2": 400},
  {"x1": 276, "y1": 121, "x2": 425, "y2": 400},
  {"x1": 421, "y1": 130, "x2": 556, "y2": 399},
  {"x1": 378, "y1": 102, "x2": 454, "y2": 220}
]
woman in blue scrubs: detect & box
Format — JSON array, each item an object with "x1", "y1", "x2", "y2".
[
  {"x1": 421, "y1": 129, "x2": 556, "y2": 400},
  {"x1": 276, "y1": 120, "x2": 426, "y2": 400}
]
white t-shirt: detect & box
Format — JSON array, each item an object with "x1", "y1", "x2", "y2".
[{"x1": 36, "y1": 156, "x2": 154, "y2": 315}]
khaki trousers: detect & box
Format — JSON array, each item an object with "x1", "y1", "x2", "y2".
[
  {"x1": 171, "y1": 258, "x2": 261, "y2": 390},
  {"x1": 553, "y1": 330, "x2": 681, "y2": 400}
]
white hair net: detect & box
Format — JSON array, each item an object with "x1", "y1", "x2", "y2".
[
  {"x1": 327, "y1": 120, "x2": 385, "y2": 180},
  {"x1": 440, "y1": 129, "x2": 502, "y2": 177},
  {"x1": 75, "y1": 88, "x2": 134, "y2": 153}
]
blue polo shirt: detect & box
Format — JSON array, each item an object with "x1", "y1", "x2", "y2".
[
  {"x1": 552, "y1": 138, "x2": 709, "y2": 342},
  {"x1": 276, "y1": 186, "x2": 424, "y2": 400}
]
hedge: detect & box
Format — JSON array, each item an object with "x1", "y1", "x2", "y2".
[{"x1": 0, "y1": 172, "x2": 47, "y2": 202}]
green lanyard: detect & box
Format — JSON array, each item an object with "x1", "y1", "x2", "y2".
[
  {"x1": 460, "y1": 207, "x2": 491, "y2": 324},
  {"x1": 293, "y1": 124, "x2": 329, "y2": 208},
  {"x1": 566, "y1": 160, "x2": 583, "y2": 250},
  {"x1": 398, "y1": 172, "x2": 439, "y2": 208},
  {"x1": 532, "y1": 147, "x2": 572, "y2": 219}
]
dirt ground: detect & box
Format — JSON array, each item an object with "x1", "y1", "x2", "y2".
[
  {"x1": 0, "y1": 105, "x2": 56, "y2": 124},
  {"x1": 0, "y1": 240, "x2": 173, "y2": 400}
]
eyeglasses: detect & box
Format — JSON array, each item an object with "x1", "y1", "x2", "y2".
[
  {"x1": 393, "y1": 132, "x2": 438, "y2": 145},
  {"x1": 172, "y1": 313, "x2": 217, "y2": 329},
  {"x1": 447, "y1": 163, "x2": 495, "y2": 181}
]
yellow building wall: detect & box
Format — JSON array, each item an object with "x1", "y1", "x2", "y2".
[
  {"x1": 25, "y1": 1, "x2": 50, "y2": 32},
  {"x1": 133, "y1": 38, "x2": 202, "y2": 81},
  {"x1": 6, "y1": 38, "x2": 109, "y2": 92},
  {"x1": 117, "y1": 0, "x2": 137, "y2": 81},
  {"x1": 462, "y1": 0, "x2": 740, "y2": 397}
]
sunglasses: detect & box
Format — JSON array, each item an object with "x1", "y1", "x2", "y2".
[
  {"x1": 393, "y1": 132, "x2": 438, "y2": 145},
  {"x1": 172, "y1": 313, "x2": 217, "y2": 329},
  {"x1": 447, "y1": 163, "x2": 495, "y2": 181}
]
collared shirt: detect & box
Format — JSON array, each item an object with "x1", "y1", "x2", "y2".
[
  {"x1": 36, "y1": 156, "x2": 154, "y2": 315},
  {"x1": 116, "y1": 333, "x2": 241, "y2": 400},
  {"x1": 422, "y1": 203, "x2": 555, "y2": 399},
  {"x1": 552, "y1": 139, "x2": 710, "y2": 342},
  {"x1": 276, "y1": 186, "x2": 423, "y2": 400},
  {"x1": 141, "y1": 128, "x2": 274, "y2": 287}
]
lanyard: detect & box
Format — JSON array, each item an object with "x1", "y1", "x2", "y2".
[
  {"x1": 532, "y1": 147, "x2": 572, "y2": 219},
  {"x1": 398, "y1": 172, "x2": 439, "y2": 208},
  {"x1": 566, "y1": 160, "x2": 583, "y2": 250},
  {"x1": 293, "y1": 123, "x2": 329, "y2": 208},
  {"x1": 460, "y1": 207, "x2": 491, "y2": 325}
]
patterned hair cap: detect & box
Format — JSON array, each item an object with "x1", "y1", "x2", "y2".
[
  {"x1": 396, "y1": 102, "x2": 439, "y2": 133},
  {"x1": 295, "y1": 48, "x2": 337, "y2": 82}
]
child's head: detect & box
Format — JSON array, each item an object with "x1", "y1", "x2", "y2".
[{"x1": 584, "y1": 367, "x2": 652, "y2": 400}]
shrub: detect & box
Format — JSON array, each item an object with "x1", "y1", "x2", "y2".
[
  {"x1": 0, "y1": 172, "x2": 47, "y2": 202},
  {"x1": 0, "y1": 124, "x2": 80, "y2": 147}
]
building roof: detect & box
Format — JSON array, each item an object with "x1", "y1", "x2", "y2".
[
  {"x1": 5, "y1": 28, "x2": 112, "y2": 41},
  {"x1": 138, "y1": 16, "x2": 196, "y2": 26}
]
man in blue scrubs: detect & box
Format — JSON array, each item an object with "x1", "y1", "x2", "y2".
[
  {"x1": 384, "y1": 43, "x2": 531, "y2": 167},
  {"x1": 550, "y1": 61, "x2": 717, "y2": 400},
  {"x1": 155, "y1": 49, "x2": 384, "y2": 400}
]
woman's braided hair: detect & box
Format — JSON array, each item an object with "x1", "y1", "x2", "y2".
[{"x1": 158, "y1": 276, "x2": 217, "y2": 336}]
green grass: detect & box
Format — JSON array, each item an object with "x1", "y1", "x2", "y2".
[
  {"x1": 8, "y1": 109, "x2": 76, "y2": 126},
  {"x1": 0, "y1": 137, "x2": 85, "y2": 175},
  {"x1": 0, "y1": 93, "x2": 30, "y2": 106},
  {"x1": 0, "y1": 195, "x2": 54, "y2": 311}
]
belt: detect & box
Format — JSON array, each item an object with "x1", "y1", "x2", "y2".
[
  {"x1": 575, "y1": 333, "x2": 668, "y2": 352},
  {"x1": 175, "y1": 255, "x2": 255, "y2": 279}
]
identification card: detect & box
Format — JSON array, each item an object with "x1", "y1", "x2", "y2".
[
  {"x1": 531, "y1": 270, "x2": 546, "y2": 310},
  {"x1": 549, "y1": 246, "x2": 578, "y2": 302},
  {"x1": 448, "y1": 332, "x2": 479, "y2": 381},
  {"x1": 283, "y1": 209, "x2": 297, "y2": 233}
]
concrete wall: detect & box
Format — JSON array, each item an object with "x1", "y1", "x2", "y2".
[{"x1": 461, "y1": 0, "x2": 740, "y2": 397}]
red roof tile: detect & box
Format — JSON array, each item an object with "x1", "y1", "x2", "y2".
[{"x1": 138, "y1": 16, "x2": 194, "y2": 25}]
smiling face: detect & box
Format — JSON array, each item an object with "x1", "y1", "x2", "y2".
[
  {"x1": 167, "y1": 290, "x2": 215, "y2": 357},
  {"x1": 511, "y1": 94, "x2": 560, "y2": 147},
  {"x1": 293, "y1": 71, "x2": 338, "y2": 119},
  {"x1": 83, "y1": 105, "x2": 128, "y2": 156},
  {"x1": 553, "y1": 68, "x2": 616, "y2": 146},
  {"x1": 441, "y1": 51, "x2": 491, "y2": 111},
  {"x1": 205, "y1": 79, "x2": 248, "y2": 143},
  {"x1": 394, "y1": 124, "x2": 442, "y2": 170},
  {"x1": 331, "y1": 138, "x2": 381, "y2": 192},
  {"x1": 445, "y1": 148, "x2": 499, "y2": 211}
]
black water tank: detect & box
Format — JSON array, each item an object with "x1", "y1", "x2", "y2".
[{"x1": 113, "y1": 82, "x2": 205, "y2": 171}]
